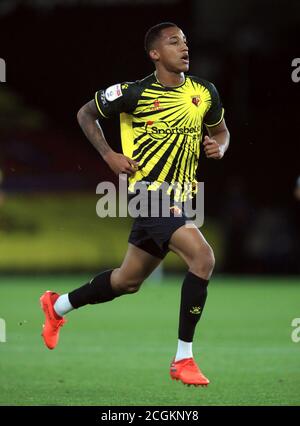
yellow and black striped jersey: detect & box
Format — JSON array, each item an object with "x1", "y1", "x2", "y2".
[{"x1": 95, "y1": 72, "x2": 224, "y2": 200}]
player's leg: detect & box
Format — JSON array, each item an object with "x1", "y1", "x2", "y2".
[
  {"x1": 62, "y1": 243, "x2": 161, "y2": 309},
  {"x1": 168, "y1": 223, "x2": 215, "y2": 386},
  {"x1": 40, "y1": 244, "x2": 161, "y2": 349},
  {"x1": 110, "y1": 243, "x2": 162, "y2": 294}
]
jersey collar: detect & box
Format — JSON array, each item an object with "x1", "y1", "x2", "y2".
[{"x1": 153, "y1": 71, "x2": 186, "y2": 89}]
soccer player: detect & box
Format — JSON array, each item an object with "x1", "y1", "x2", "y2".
[{"x1": 40, "y1": 22, "x2": 230, "y2": 386}]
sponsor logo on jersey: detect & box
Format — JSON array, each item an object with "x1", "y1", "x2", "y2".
[
  {"x1": 105, "y1": 83, "x2": 122, "y2": 102},
  {"x1": 145, "y1": 120, "x2": 201, "y2": 140}
]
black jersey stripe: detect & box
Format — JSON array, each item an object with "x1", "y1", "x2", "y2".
[
  {"x1": 139, "y1": 95, "x2": 158, "y2": 100},
  {"x1": 173, "y1": 136, "x2": 190, "y2": 184},
  {"x1": 133, "y1": 138, "x2": 157, "y2": 160},
  {"x1": 132, "y1": 121, "x2": 145, "y2": 128},
  {"x1": 187, "y1": 148, "x2": 195, "y2": 181},
  {"x1": 185, "y1": 136, "x2": 194, "y2": 179},
  {"x1": 132, "y1": 133, "x2": 149, "y2": 146},
  {"x1": 143, "y1": 86, "x2": 169, "y2": 94},
  {"x1": 164, "y1": 136, "x2": 187, "y2": 181},
  {"x1": 181, "y1": 150, "x2": 190, "y2": 185},
  {"x1": 163, "y1": 138, "x2": 186, "y2": 184},
  {"x1": 137, "y1": 138, "x2": 168, "y2": 170},
  {"x1": 142, "y1": 134, "x2": 181, "y2": 183}
]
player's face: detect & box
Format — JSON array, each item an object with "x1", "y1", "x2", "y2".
[{"x1": 153, "y1": 27, "x2": 189, "y2": 73}]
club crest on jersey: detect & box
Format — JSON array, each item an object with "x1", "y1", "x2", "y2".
[
  {"x1": 191, "y1": 95, "x2": 201, "y2": 107},
  {"x1": 151, "y1": 99, "x2": 163, "y2": 111}
]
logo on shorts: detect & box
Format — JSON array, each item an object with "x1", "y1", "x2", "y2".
[{"x1": 190, "y1": 306, "x2": 202, "y2": 314}]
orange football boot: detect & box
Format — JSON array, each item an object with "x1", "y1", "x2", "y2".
[
  {"x1": 40, "y1": 291, "x2": 66, "y2": 350},
  {"x1": 170, "y1": 358, "x2": 210, "y2": 387}
]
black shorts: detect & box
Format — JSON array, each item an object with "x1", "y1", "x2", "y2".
[{"x1": 128, "y1": 188, "x2": 188, "y2": 259}]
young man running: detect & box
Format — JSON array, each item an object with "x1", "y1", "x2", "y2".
[{"x1": 40, "y1": 22, "x2": 230, "y2": 387}]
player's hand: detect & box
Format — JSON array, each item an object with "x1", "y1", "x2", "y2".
[
  {"x1": 103, "y1": 151, "x2": 139, "y2": 175},
  {"x1": 203, "y1": 136, "x2": 224, "y2": 160}
]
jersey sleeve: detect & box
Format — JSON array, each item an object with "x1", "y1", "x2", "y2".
[
  {"x1": 94, "y1": 82, "x2": 139, "y2": 119},
  {"x1": 204, "y1": 82, "x2": 224, "y2": 127}
]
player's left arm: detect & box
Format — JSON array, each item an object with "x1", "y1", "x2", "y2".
[{"x1": 203, "y1": 119, "x2": 230, "y2": 160}]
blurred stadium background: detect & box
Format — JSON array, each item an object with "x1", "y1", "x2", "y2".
[{"x1": 0, "y1": 0, "x2": 300, "y2": 406}]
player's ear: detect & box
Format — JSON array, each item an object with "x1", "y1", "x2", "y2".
[{"x1": 149, "y1": 49, "x2": 160, "y2": 61}]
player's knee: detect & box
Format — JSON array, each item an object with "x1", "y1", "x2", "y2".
[
  {"x1": 111, "y1": 269, "x2": 143, "y2": 294},
  {"x1": 125, "y1": 279, "x2": 143, "y2": 294},
  {"x1": 116, "y1": 275, "x2": 143, "y2": 294},
  {"x1": 126, "y1": 284, "x2": 140, "y2": 294},
  {"x1": 191, "y1": 244, "x2": 215, "y2": 278},
  {"x1": 205, "y1": 245, "x2": 215, "y2": 273}
]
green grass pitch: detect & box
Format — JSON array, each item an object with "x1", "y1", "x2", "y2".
[{"x1": 0, "y1": 275, "x2": 300, "y2": 406}]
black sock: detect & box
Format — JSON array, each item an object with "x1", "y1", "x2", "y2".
[
  {"x1": 68, "y1": 269, "x2": 119, "y2": 309},
  {"x1": 178, "y1": 271, "x2": 209, "y2": 342}
]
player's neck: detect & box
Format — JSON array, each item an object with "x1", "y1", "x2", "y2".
[{"x1": 154, "y1": 69, "x2": 185, "y2": 88}]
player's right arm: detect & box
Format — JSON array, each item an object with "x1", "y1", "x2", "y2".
[{"x1": 77, "y1": 99, "x2": 138, "y2": 175}]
